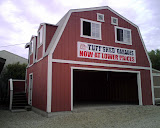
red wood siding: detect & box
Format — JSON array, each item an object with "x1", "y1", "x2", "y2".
[
  {"x1": 53, "y1": 9, "x2": 150, "y2": 67},
  {"x1": 29, "y1": 54, "x2": 33, "y2": 65},
  {"x1": 45, "y1": 25, "x2": 57, "y2": 52},
  {"x1": 26, "y1": 56, "x2": 48, "y2": 111},
  {"x1": 140, "y1": 70, "x2": 153, "y2": 105},
  {"x1": 51, "y1": 63, "x2": 152, "y2": 112},
  {"x1": 37, "y1": 45, "x2": 43, "y2": 60},
  {"x1": 13, "y1": 81, "x2": 25, "y2": 93}
]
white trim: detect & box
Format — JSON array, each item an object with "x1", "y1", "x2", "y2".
[
  {"x1": 52, "y1": 59, "x2": 150, "y2": 70},
  {"x1": 33, "y1": 37, "x2": 37, "y2": 63},
  {"x1": 37, "y1": 32, "x2": 43, "y2": 48},
  {"x1": 36, "y1": 26, "x2": 44, "y2": 62},
  {"x1": 137, "y1": 72, "x2": 143, "y2": 105},
  {"x1": 155, "y1": 98, "x2": 160, "y2": 100},
  {"x1": 150, "y1": 68, "x2": 155, "y2": 105},
  {"x1": 71, "y1": 66, "x2": 143, "y2": 110},
  {"x1": 80, "y1": 18, "x2": 102, "y2": 40},
  {"x1": 28, "y1": 63, "x2": 34, "y2": 68},
  {"x1": 25, "y1": 69, "x2": 27, "y2": 93},
  {"x1": 30, "y1": 40, "x2": 34, "y2": 55},
  {"x1": 152, "y1": 68, "x2": 160, "y2": 73},
  {"x1": 115, "y1": 26, "x2": 132, "y2": 45},
  {"x1": 9, "y1": 79, "x2": 13, "y2": 91},
  {"x1": 111, "y1": 17, "x2": 118, "y2": 25},
  {"x1": 152, "y1": 73, "x2": 160, "y2": 76},
  {"x1": 47, "y1": 54, "x2": 52, "y2": 112},
  {"x1": 72, "y1": 66, "x2": 140, "y2": 73},
  {"x1": 43, "y1": 24, "x2": 46, "y2": 57},
  {"x1": 71, "y1": 67, "x2": 73, "y2": 111},
  {"x1": 38, "y1": 26, "x2": 44, "y2": 48},
  {"x1": 28, "y1": 73, "x2": 33, "y2": 105},
  {"x1": 12, "y1": 79, "x2": 25, "y2": 81},
  {"x1": 9, "y1": 79, "x2": 13, "y2": 110},
  {"x1": 154, "y1": 86, "x2": 160, "y2": 88},
  {"x1": 36, "y1": 57, "x2": 43, "y2": 63},
  {"x1": 97, "y1": 13, "x2": 105, "y2": 22}
]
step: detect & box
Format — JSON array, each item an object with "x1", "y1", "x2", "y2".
[
  {"x1": 13, "y1": 95, "x2": 26, "y2": 97},
  {"x1": 12, "y1": 103, "x2": 28, "y2": 106},
  {"x1": 12, "y1": 106, "x2": 26, "y2": 109},
  {"x1": 13, "y1": 97, "x2": 27, "y2": 100},
  {"x1": 11, "y1": 109, "x2": 27, "y2": 112},
  {"x1": 13, "y1": 100, "x2": 27, "y2": 103},
  {"x1": 13, "y1": 93, "x2": 26, "y2": 95}
]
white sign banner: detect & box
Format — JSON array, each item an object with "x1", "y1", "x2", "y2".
[{"x1": 77, "y1": 41, "x2": 136, "y2": 63}]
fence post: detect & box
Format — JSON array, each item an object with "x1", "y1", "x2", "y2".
[{"x1": 9, "y1": 79, "x2": 13, "y2": 110}]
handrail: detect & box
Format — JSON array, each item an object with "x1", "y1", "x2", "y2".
[{"x1": 9, "y1": 79, "x2": 13, "y2": 110}]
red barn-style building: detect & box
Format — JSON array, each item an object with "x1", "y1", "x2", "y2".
[{"x1": 26, "y1": 6, "x2": 155, "y2": 116}]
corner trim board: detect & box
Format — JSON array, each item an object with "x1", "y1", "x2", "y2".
[
  {"x1": 150, "y1": 68, "x2": 155, "y2": 105},
  {"x1": 47, "y1": 54, "x2": 52, "y2": 112}
]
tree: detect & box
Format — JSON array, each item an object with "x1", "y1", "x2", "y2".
[
  {"x1": 148, "y1": 49, "x2": 160, "y2": 71},
  {"x1": 0, "y1": 62, "x2": 27, "y2": 105}
]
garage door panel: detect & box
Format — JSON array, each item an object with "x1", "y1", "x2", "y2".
[{"x1": 73, "y1": 69, "x2": 139, "y2": 105}]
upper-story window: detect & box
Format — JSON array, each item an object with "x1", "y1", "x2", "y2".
[
  {"x1": 111, "y1": 17, "x2": 118, "y2": 25},
  {"x1": 30, "y1": 40, "x2": 33, "y2": 54},
  {"x1": 81, "y1": 18, "x2": 101, "y2": 40},
  {"x1": 38, "y1": 26, "x2": 43, "y2": 46},
  {"x1": 115, "y1": 26, "x2": 132, "y2": 45},
  {"x1": 97, "y1": 13, "x2": 104, "y2": 22}
]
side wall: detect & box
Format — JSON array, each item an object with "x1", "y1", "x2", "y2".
[
  {"x1": 26, "y1": 56, "x2": 48, "y2": 111},
  {"x1": 37, "y1": 45, "x2": 43, "y2": 60},
  {"x1": 51, "y1": 62, "x2": 153, "y2": 112},
  {"x1": 45, "y1": 25, "x2": 57, "y2": 52}
]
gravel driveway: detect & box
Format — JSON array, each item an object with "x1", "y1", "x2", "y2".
[{"x1": 0, "y1": 105, "x2": 160, "y2": 128}]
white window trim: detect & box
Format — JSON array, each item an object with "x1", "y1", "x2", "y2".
[
  {"x1": 80, "y1": 18, "x2": 102, "y2": 40},
  {"x1": 30, "y1": 40, "x2": 33, "y2": 55},
  {"x1": 115, "y1": 26, "x2": 132, "y2": 45},
  {"x1": 37, "y1": 27, "x2": 43, "y2": 48},
  {"x1": 111, "y1": 17, "x2": 118, "y2": 25},
  {"x1": 97, "y1": 13, "x2": 105, "y2": 22}
]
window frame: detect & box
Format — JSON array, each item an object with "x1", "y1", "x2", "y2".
[
  {"x1": 30, "y1": 40, "x2": 33, "y2": 55},
  {"x1": 38, "y1": 26, "x2": 43, "y2": 47},
  {"x1": 97, "y1": 13, "x2": 105, "y2": 22},
  {"x1": 111, "y1": 17, "x2": 118, "y2": 25},
  {"x1": 80, "y1": 18, "x2": 102, "y2": 40},
  {"x1": 115, "y1": 26, "x2": 132, "y2": 45}
]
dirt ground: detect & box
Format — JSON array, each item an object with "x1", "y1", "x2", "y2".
[{"x1": 0, "y1": 105, "x2": 160, "y2": 128}]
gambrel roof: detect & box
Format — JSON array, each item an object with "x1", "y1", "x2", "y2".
[{"x1": 44, "y1": 6, "x2": 151, "y2": 66}]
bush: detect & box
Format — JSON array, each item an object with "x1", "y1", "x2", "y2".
[{"x1": 0, "y1": 62, "x2": 27, "y2": 105}]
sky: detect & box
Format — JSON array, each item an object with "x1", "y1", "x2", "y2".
[{"x1": 0, "y1": 0, "x2": 159, "y2": 59}]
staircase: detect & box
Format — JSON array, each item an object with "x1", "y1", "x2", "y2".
[
  {"x1": 9, "y1": 79, "x2": 32, "y2": 112},
  {"x1": 12, "y1": 92, "x2": 28, "y2": 110}
]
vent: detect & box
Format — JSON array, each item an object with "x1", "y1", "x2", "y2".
[
  {"x1": 111, "y1": 17, "x2": 118, "y2": 25},
  {"x1": 97, "y1": 13, "x2": 104, "y2": 22}
]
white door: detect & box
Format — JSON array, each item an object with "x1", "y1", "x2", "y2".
[{"x1": 28, "y1": 73, "x2": 33, "y2": 105}]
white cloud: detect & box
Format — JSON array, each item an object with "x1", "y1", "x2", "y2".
[
  {"x1": 0, "y1": 0, "x2": 159, "y2": 58},
  {"x1": 20, "y1": 0, "x2": 61, "y2": 24},
  {"x1": 54, "y1": 0, "x2": 104, "y2": 8}
]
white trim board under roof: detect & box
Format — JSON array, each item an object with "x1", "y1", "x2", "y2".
[{"x1": 44, "y1": 6, "x2": 151, "y2": 68}]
